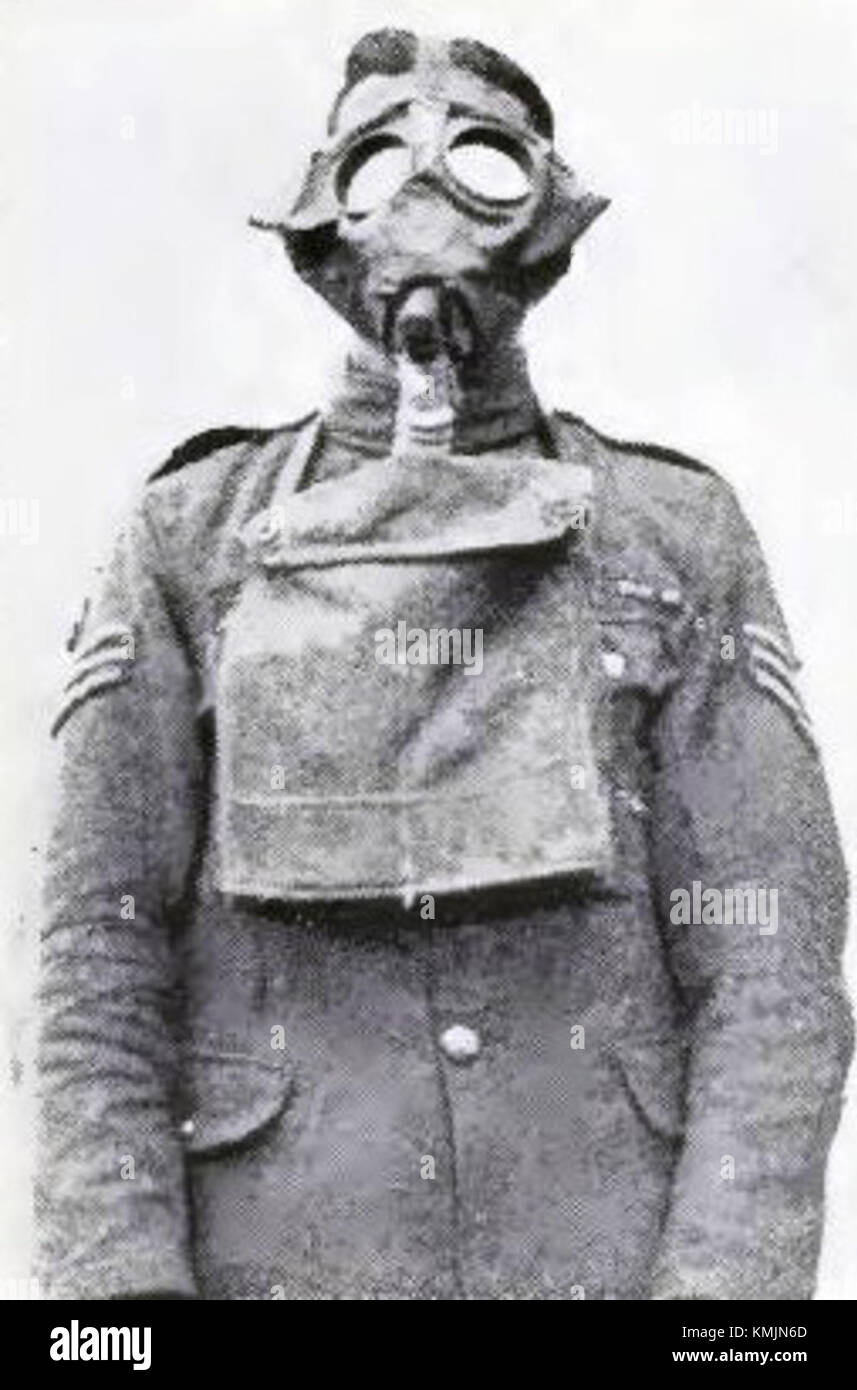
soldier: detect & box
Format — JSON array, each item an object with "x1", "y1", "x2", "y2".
[{"x1": 36, "y1": 29, "x2": 851, "y2": 1300}]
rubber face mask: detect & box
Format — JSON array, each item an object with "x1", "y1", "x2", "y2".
[{"x1": 253, "y1": 47, "x2": 609, "y2": 367}]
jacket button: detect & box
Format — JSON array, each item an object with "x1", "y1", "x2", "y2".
[
  {"x1": 439, "y1": 1024, "x2": 480, "y2": 1063},
  {"x1": 602, "y1": 650, "x2": 626, "y2": 679},
  {"x1": 178, "y1": 1118, "x2": 195, "y2": 1140},
  {"x1": 257, "y1": 508, "x2": 283, "y2": 543}
]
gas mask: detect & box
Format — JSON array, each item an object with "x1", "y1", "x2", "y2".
[
  {"x1": 253, "y1": 40, "x2": 608, "y2": 451},
  {"x1": 216, "y1": 39, "x2": 614, "y2": 908}
]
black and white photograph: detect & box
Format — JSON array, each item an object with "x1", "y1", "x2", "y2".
[{"x1": 1, "y1": 0, "x2": 855, "y2": 1340}]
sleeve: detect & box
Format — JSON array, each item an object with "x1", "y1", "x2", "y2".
[
  {"x1": 648, "y1": 480, "x2": 853, "y2": 1301},
  {"x1": 35, "y1": 491, "x2": 203, "y2": 1299}
]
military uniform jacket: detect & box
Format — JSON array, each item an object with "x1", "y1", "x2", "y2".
[{"x1": 35, "y1": 410, "x2": 852, "y2": 1300}]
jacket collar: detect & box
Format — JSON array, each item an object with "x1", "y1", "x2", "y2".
[{"x1": 322, "y1": 337, "x2": 542, "y2": 457}]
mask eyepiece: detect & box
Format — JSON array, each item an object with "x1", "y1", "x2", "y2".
[
  {"x1": 444, "y1": 127, "x2": 533, "y2": 204},
  {"x1": 336, "y1": 134, "x2": 412, "y2": 216}
]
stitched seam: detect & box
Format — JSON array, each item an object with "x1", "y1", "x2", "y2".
[{"x1": 423, "y1": 942, "x2": 465, "y2": 1300}]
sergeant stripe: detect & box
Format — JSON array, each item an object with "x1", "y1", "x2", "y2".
[
  {"x1": 750, "y1": 666, "x2": 814, "y2": 744},
  {"x1": 747, "y1": 642, "x2": 806, "y2": 702},
  {"x1": 65, "y1": 651, "x2": 133, "y2": 692},
  {"x1": 75, "y1": 623, "x2": 135, "y2": 663},
  {"x1": 742, "y1": 621, "x2": 798, "y2": 669},
  {"x1": 51, "y1": 664, "x2": 131, "y2": 738}
]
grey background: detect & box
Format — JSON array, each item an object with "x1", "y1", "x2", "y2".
[{"x1": 1, "y1": 0, "x2": 855, "y2": 1297}]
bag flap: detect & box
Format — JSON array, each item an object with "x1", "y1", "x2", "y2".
[{"x1": 242, "y1": 450, "x2": 593, "y2": 568}]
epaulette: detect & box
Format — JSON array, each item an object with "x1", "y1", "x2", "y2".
[
  {"x1": 555, "y1": 409, "x2": 717, "y2": 477},
  {"x1": 147, "y1": 414, "x2": 318, "y2": 482}
]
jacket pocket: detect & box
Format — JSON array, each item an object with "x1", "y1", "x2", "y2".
[
  {"x1": 177, "y1": 1042, "x2": 297, "y2": 1158},
  {"x1": 609, "y1": 1029, "x2": 687, "y2": 1146}
]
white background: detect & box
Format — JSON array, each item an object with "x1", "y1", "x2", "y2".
[{"x1": 1, "y1": 0, "x2": 855, "y2": 1297}]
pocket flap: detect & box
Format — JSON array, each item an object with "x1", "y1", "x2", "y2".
[
  {"x1": 178, "y1": 1045, "x2": 296, "y2": 1157},
  {"x1": 611, "y1": 1031, "x2": 687, "y2": 1144}
]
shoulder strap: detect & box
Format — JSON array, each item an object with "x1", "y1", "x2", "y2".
[{"x1": 269, "y1": 414, "x2": 325, "y2": 506}]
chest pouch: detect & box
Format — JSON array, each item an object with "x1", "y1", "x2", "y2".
[{"x1": 215, "y1": 420, "x2": 613, "y2": 902}]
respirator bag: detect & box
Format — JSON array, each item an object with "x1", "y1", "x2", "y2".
[{"x1": 215, "y1": 419, "x2": 612, "y2": 902}]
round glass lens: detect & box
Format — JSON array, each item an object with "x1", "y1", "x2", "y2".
[
  {"x1": 340, "y1": 139, "x2": 412, "y2": 214},
  {"x1": 446, "y1": 132, "x2": 532, "y2": 201}
]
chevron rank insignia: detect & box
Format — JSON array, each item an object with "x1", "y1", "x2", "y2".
[
  {"x1": 742, "y1": 621, "x2": 814, "y2": 745},
  {"x1": 51, "y1": 620, "x2": 136, "y2": 737}
]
